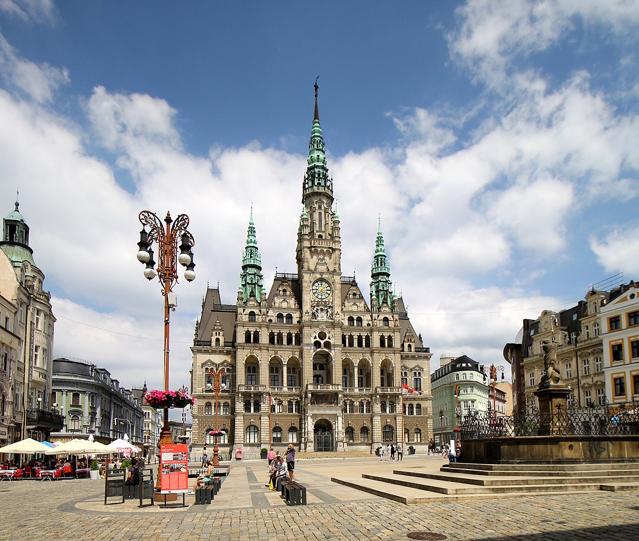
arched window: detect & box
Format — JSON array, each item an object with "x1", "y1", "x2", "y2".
[
  {"x1": 245, "y1": 330, "x2": 252, "y2": 343},
  {"x1": 223, "y1": 402, "x2": 230, "y2": 415},
  {"x1": 387, "y1": 401, "x2": 395, "y2": 414},
  {"x1": 288, "y1": 427, "x2": 298, "y2": 443},
  {"x1": 348, "y1": 316, "x2": 354, "y2": 326},
  {"x1": 404, "y1": 428, "x2": 410, "y2": 443},
  {"x1": 345, "y1": 426, "x2": 354, "y2": 443},
  {"x1": 414, "y1": 428, "x2": 422, "y2": 443},
  {"x1": 407, "y1": 344, "x2": 412, "y2": 352},
  {"x1": 205, "y1": 402, "x2": 212, "y2": 415},
  {"x1": 415, "y1": 404, "x2": 422, "y2": 415},
  {"x1": 277, "y1": 313, "x2": 284, "y2": 324},
  {"x1": 381, "y1": 400, "x2": 387, "y2": 413},
  {"x1": 348, "y1": 335, "x2": 354, "y2": 347},
  {"x1": 288, "y1": 400, "x2": 294, "y2": 413},
  {"x1": 246, "y1": 364, "x2": 258, "y2": 385},
  {"x1": 272, "y1": 426, "x2": 282, "y2": 443},
  {"x1": 253, "y1": 400, "x2": 261, "y2": 413},
  {"x1": 408, "y1": 404, "x2": 414, "y2": 415},
  {"x1": 387, "y1": 335, "x2": 393, "y2": 348},
  {"x1": 358, "y1": 401, "x2": 365, "y2": 414},
  {"x1": 248, "y1": 311, "x2": 256, "y2": 322},
  {"x1": 253, "y1": 330, "x2": 260, "y2": 343},
  {"x1": 383, "y1": 317, "x2": 390, "y2": 327},
  {"x1": 365, "y1": 335, "x2": 371, "y2": 348},
  {"x1": 287, "y1": 332, "x2": 293, "y2": 345},
  {"x1": 356, "y1": 317, "x2": 363, "y2": 327},
  {"x1": 70, "y1": 415, "x2": 80, "y2": 431},
  {"x1": 295, "y1": 333, "x2": 301, "y2": 345},
  {"x1": 342, "y1": 334, "x2": 347, "y2": 346},
  {"x1": 72, "y1": 392, "x2": 81, "y2": 406},
  {"x1": 360, "y1": 426, "x2": 369, "y2": 441},
  {"x1": 357, "y1": 335, "x2": 363, "y2": 348},
  {"x1": 219, "y1": 429, "x2": 228, "y2": 444},
  {"x1": 246, "y1": 425, "x2": 259, "y2": 444},
  {"x1": 244, "y1": 400, "x2": 251, "y2": 413},
  {"x1": 365, "y1": 400, "x2": 371, "y2": 413},
  {"x1": 286, "y1": 313, "x2": 293, "y2": 325},
  {"x1": 383, "y1": 424, "x2": 394, "y2": 442},
  {"x1": 269, "y1": 332, "x2": 275, "y2": 345},
  {"x1": 277, "y1": 332, "x2": 284, "y2": 345},
  {"x1": 379, "y1": 336, "x2": 386, "y2": 348}
]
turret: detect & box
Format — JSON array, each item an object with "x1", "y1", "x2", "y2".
[
  {"x1": 370, "y1": 218, "x2": 395, "y2": 310},
  {"x1": 238, "y1": 207, "x2": 264, "y2": 303}
]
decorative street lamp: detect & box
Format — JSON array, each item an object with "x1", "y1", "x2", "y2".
[{"x1": 136, "y1": 210, "x2": 195, "y2": 483}]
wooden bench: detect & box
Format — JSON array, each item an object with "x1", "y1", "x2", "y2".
[{"x1": 283, "y1": 481, "x2": 307, "y2": 506}]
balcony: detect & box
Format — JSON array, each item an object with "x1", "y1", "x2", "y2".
[
  {"x1": 307, "y1": 384, "x2": 342, "y2": 392},
  {"x1": 237, "y1": 384, "x2": 266, "y2": 392},
  {"x1": 269, "y1": 386, "x2": 302, "y2": 394},
  {"x1": 376, "y1": 386, "x2": 402, "y2": 394},
  {"x1": 26, "y1": 409, "x2": 64, "y2": 431},
  {"x1": 343, "y1": 387, "x2": 372, "y2": 394}
]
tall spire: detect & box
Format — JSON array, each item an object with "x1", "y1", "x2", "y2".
[
  {"x1": 302, "y1": 78, "x2": 333, "y2": 204},
  {"x1": 239, "y1": 208, "x2": 264, "y2": 303},
  {"x1": 370, "y1": 218, "x2": 395, "y2": 310}
]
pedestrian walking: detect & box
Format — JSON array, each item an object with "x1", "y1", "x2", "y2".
[
  {"x1": 267, "y1": 447, "x2": 276, "y2": 466},
  {"x1": 201, "y1": 448, "x2": 208, "y2": 468},
  {"x1": 390, "y1": 443, "x2": 396, "y2": 461},
  {"x1": 286, "y1": 444, "x2": 296, "y2": 481},
  {"x1": 379, "y1": 445, "x2": 385, "y2": 461},
  {"x1": 396, "y1": 443, "x2": 403, "y2": 461}
]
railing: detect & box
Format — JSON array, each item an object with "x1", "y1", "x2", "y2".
[
  {"x1": 268, "y1": 386, "x2": 302, "y2": 393},
  {"x1": 307, "y1": 384, "x2": 342, "y2": 391},
  {"x1": 237, "y1": 385, "x2": 266, "y2": 392},
  {"x1": 461, "y1": 404, "x2": 639, "y2": 440},
  {"x1": 26, "y1": 409, "x2": 64, "y2": 430},
  {"x1": 343, "y1": 387, "x2": 372, "y2": 394},
  {"x1": 275, "y1": 272, "x2": 298, "y2": 280},
  {"x1": 376, "y1": 387, "x2": 402, "y2": 394}
]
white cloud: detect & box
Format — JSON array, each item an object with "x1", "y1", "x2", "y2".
[
  {"x1": 0, "y1": 0, "x2": 56, "y2": 24},
  {"x1": 450, "y1": 0, "x2": 639, "y2": 86},
  {"x1": 0, "y1": 33, "x2": 68, "y2": 103},
  {"x1": 590, "y1": 226, "x2": 639, "y2": 276}
]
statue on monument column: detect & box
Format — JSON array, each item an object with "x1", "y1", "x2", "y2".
[{"x1": 540, "y1": 341, "x2": 562, "y2": 387}]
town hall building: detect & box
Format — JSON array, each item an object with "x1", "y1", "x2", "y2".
[{"x1": 190, "y1": 84, "x2": 432, "y2": 457}]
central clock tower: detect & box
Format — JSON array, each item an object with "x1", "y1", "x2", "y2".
[{"x1": 296, "y1": 81, "x2": 342, "y2": 325}]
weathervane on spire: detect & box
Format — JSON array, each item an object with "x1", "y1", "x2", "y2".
[{"x1": 314, "y1": 76, "x2": 320, "y2": 121}]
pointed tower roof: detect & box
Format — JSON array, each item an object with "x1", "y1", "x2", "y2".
[
  {"x1": 1, "y1": 199, "x2": 34, "y2": 266},
  {"x1": 370, "y1": 217, "x2": 394, "y2": 310},
  {"x1": 239, "y1": 207, "x2": 264, "y2": 303},
  {"x1": 302, "y1": 78, "x2": 333, "y2": 204}
]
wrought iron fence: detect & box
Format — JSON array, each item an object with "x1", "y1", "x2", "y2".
[{"x1": 461, "y1": 403, "x2": 639, "y2": 440}]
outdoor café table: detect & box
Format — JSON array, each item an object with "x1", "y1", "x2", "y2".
[
  {"x1": 39, "y1": 470, "x2": 57, "y2": 480},
  {"x1": 76, "y1": 468, "x2": 90, "y2": 478},
  {"x1": 0, "y1": 470, "x2": 16, "y2": 481}
]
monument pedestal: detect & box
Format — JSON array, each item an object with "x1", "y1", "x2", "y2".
[{"x1": 534, "y1": 384, "x2": 571, "y2": 436}]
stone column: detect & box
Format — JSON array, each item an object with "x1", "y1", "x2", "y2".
[
  {"x1": 336, "y1": 412, "x2": 345, "y2": 451},
  {"x1": 282, "y1": 360, "x2": 288, "y2": 389}
]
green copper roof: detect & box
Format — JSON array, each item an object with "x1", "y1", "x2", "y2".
[
  {"x1": 5, "y1": 201, "x2": 26, "y2": 223},
  {"x1": 302, "y1": 80, "x2": 333, "y2": 203},
  {"x1": 239, "y1": 207, "x2": 264, "y2": 303},
  {"x1": 0, "y1": 244, "x2": 35, "y2": 266},
  {"x1": 370, "y1": 218, "x2": 394, "y2": 309}
]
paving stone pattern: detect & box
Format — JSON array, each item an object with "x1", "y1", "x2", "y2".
[{"x1": 1, "y1": 457, "x2": 638, "y2": 540}]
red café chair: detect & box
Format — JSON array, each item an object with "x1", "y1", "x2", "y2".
[
  {"x1": 14, "y1": 469, "x2": 23, "y2": 479},
  {"x1": 55, "y1": 468, "x2": 62, "y2": 478},
  {"x1": 25, "y1": 466, "x2": 32, "y2": 478}
]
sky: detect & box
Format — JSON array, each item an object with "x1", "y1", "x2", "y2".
[{"x1": 0, "y1": 0, "x2": 638, "y2": 392}]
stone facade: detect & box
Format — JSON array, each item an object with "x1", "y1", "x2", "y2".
[
  {"x1": 190, "y1": 86, "x2": 432, "y2": 457},
  {"x1": 0, "y1": 201, "x2": 62, "y2": 443},
  {"x1": 512, "y1": 283, "x2": 637, "y2": 411},
  {"x1": 51, "y1": 357, "x2": 144, "y2": 445}
]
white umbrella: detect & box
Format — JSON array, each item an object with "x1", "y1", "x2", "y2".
[
  {"x1": 0, "y1": 438, "x2": 49, "y2": 454},
  {"x1": 108, "y1": 438, "x2": 141, "y2": 455},
  {"x1": 45, "y1": 438, "x2": 115, "y2": 456}
]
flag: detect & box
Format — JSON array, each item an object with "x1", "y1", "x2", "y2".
[{"x1": 402, "y1": 383, "x2": 416, "y2": 394}]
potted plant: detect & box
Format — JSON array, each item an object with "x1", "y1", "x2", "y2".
[
  {"x1": 408, "y1": 445, "x2": 415, "y2": 455},
  {"x1": 89, "y1": 459, "x2": 100, "y2": 480},
  {"x1": 260, "y1": 448, "x2": 268, "y2": 460},
  {"x1": 144, "y1": 389, "x2": 196, "y2": 409}
]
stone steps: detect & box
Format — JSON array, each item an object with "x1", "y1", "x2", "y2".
[
  {"x1": 360, "y1": 473, "x2": 603, "y2": 495},
  {"x1": 394, "y1": 469, "x2": 639, "y2": 487},
  {"x1": 441, "y1": 466, "x2": 639, "y2": 477},
  {"x1": 445, "y1": 462, "x2": 639, "y2": 472},
  {"x1": 601, "y1": 483, "x2": 639, "y2": 492}
]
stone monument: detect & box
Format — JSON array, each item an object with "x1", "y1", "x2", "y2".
[{"x1": 534, "y1": 341, "x2": 572, "y2": 435}]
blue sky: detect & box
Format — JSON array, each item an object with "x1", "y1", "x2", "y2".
[{"x1": 0, "y1": 0, "x2": 637, "y2": 390}]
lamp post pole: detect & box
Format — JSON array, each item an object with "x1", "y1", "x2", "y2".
[
  {"x1": 136, "y1": 210, "x2": 195, "y2": 487},
  {"x1": 211, "y1": 367, "x2": 225, "y2": 467}
]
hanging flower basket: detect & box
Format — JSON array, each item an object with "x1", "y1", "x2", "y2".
[
  {"x1": 144, "y1": 389, "x2": 195, "y2": 409},
  {"x1": 208, "y1": 429, "x2": 224, "y2": 438}
]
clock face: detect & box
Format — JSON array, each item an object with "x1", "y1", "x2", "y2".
[{"x1": 312, "y1": 279, "x2": 332, "y2": 300}]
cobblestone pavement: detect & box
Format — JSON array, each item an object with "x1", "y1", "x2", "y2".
[{"x1": 1, "y1": 457, "x2": 638, "y2": 541}]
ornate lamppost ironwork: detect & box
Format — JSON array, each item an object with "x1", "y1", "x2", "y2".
[
  {"x1": 136, "y1": 210, "x2": 195, "y2": 483},
  {"x1": 207, "y1": 366, "x2": 226, "y2": 467}
]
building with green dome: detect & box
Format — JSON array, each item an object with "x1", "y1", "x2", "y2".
[
  {"x1": 189, "y1": 84, "x2": 433, "y2": 458},
  {"x1": 0, "y1": 200, "x2": 63, "y2": 444}
]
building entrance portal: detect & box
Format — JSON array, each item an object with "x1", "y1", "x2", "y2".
[{"x1": 313, "y1": 419, "x2": 333, "y2": 452}]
